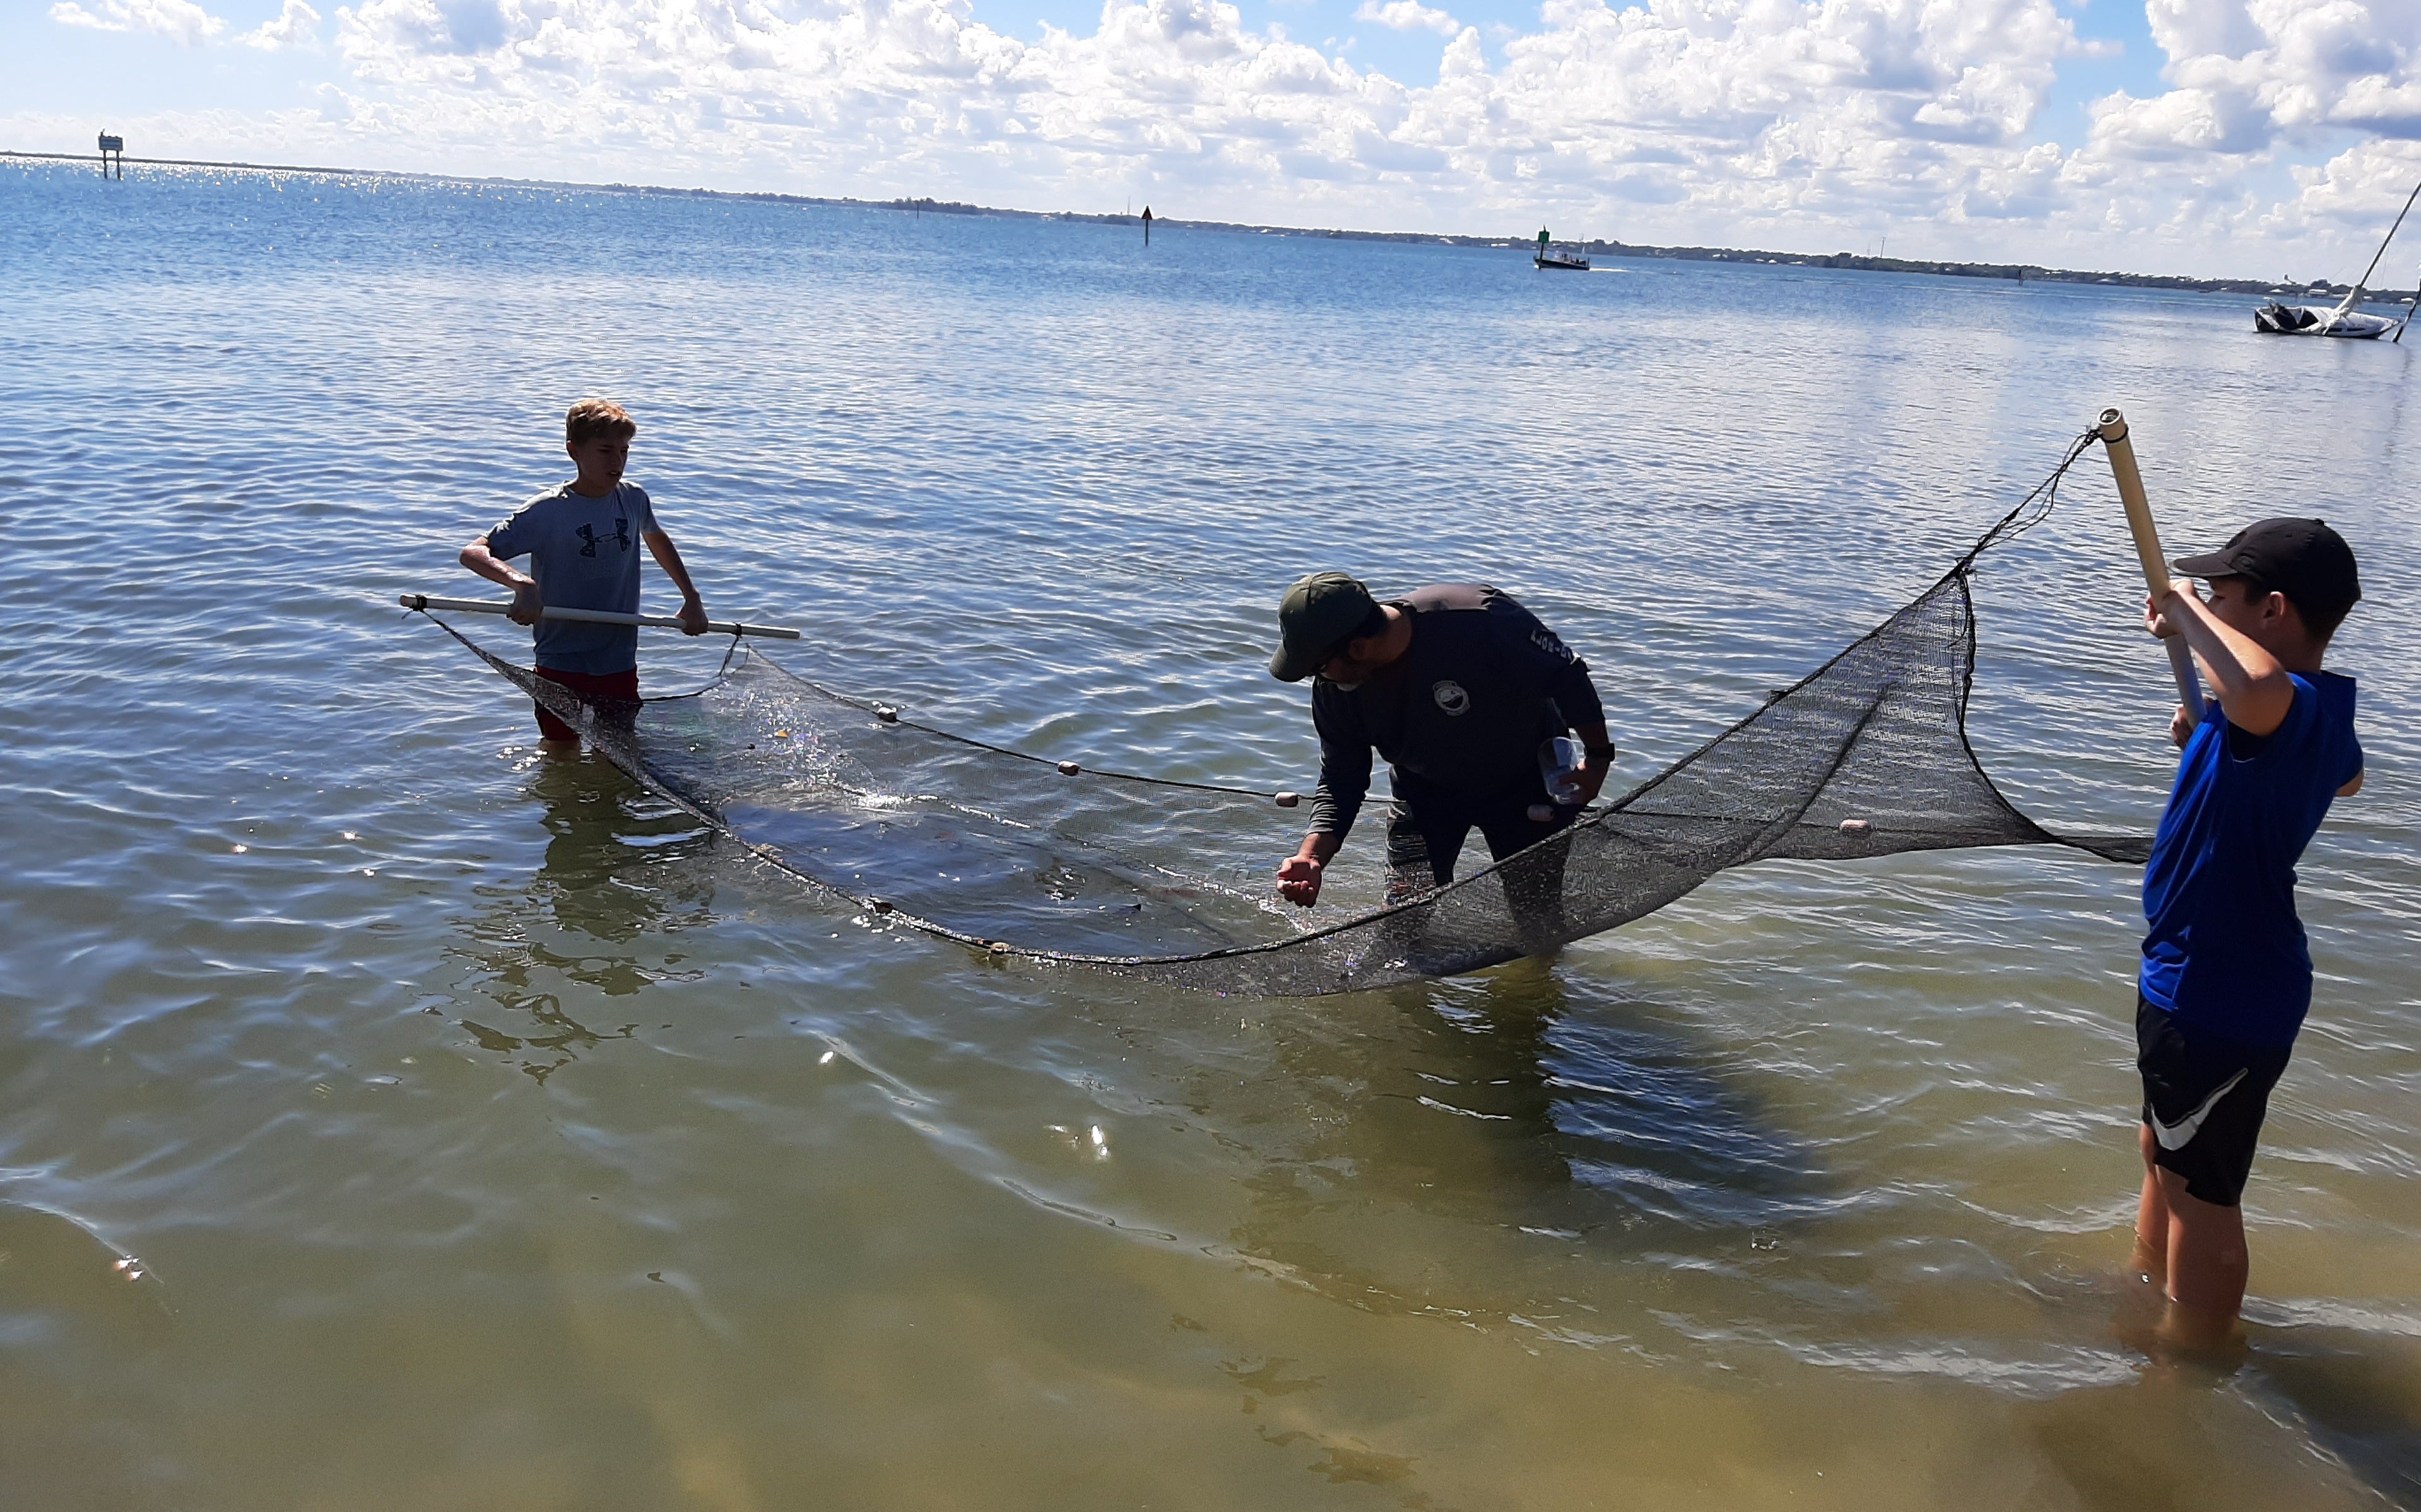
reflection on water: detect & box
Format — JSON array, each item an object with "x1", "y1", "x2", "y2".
[
  {"x1": 2246, "y1": 1323, "x2": 2421, "y2": 1511},
  {"x1": 1207, "y1": 961, "x2": 1829, "y2": 1330},
  {"x1": 447, "y1": 752, "x2": 718, "y2": 1080},
  {"x1": 522, "y1": 751, "x2": 719, "y2": 954},
  {"x1": 0, "y1": 1200, "x2": 171, "y2": 1345}
]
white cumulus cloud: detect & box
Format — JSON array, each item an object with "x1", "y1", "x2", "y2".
[
  {"x1": 242, "y1": 0, "x2": 322, "y2": 49},
  {"x1": 2088, "y1": 0, "x2": 2421, "y2": 159},
  {"x1": 313, "y1": 0, "x2": 2091, "y2": 228},
  {"x1": 1354, "y1": 0, "x2": 1461, "y2": 37},
  {"x1": 49, "y1": 0, "x2": 224, "y2": 43}
]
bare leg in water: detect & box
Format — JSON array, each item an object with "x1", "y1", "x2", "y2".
[{"x1": 2131, "y1": 1122, "x2": 2247, "y2": 1354}]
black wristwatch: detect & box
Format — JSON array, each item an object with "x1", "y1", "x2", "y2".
[{"x1": 1584, "y1": 743, "x2": 1617, "y2": 763}]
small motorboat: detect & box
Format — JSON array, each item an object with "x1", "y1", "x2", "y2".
[
  {"x1": 1533, "y1": 228, "x2": 1589, "y2": 271},
  {"x1": 2254, "y1": 173, "x2": 2418, "y2": 340}
]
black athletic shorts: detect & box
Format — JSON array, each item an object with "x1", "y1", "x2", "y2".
[{"x1": 2136, "y1": 994, "x2": 2294, "y2": 1209}]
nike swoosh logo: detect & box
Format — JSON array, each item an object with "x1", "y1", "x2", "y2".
[{"x1": 2149, "y1": 1068, "x2": 2249, "y2": 1151}]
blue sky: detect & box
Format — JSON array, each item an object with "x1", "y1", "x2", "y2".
[
  {"x1": 8, "y1": 0, "x2": 303, "y2": 119},
  {"x1": 2035, "y1": 0, "x2": 2162, "y2": 149}
]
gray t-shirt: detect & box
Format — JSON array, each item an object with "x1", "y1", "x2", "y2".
[{"x1": 484, "y1": 481, "x2": 661, "y2": 675}]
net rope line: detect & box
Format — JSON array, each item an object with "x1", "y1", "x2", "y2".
[
  {"x1": 775, "y1": 677, "x2": 1295, "y2": 800},
  {"x1": 676, "y1": 674, "x2": 1302, "y2": 911},
  {"x1": 456, "y1": 614, "x2": 1299, "y2": 802},
  {"x1": 408, "y1": 427, "x2": 2143, "y2": 997},
  {"x1": 415, "y1": 614, "x2": 1296, "y2": 959}
]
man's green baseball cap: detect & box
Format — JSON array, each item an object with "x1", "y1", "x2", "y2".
[{"x1": 1269, "y1": 571, "x2": 1380, "y2": 683}]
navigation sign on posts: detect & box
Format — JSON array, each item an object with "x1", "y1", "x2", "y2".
[{"x1": 98, "y1": 134, "x2": 125, "y2": 180}]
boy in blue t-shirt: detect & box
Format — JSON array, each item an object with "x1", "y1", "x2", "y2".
[
  {"x1": 459, "y1": 399, "x2": 709, "y2": 745},
  {"x1": 2132, "y1": 517, "x2": 2363, "y2": 1347}
]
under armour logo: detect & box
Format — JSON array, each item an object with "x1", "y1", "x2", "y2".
[
  {"x1": 1432, "y1": 680, "x2": 1470, "y2": 715},
  {"x1": 575, "y1": 519, "x2": 633, "y2": 558}
]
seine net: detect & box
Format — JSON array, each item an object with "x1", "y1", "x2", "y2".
[{"x1": 422, "y1": 433, "x2": 2142, "y2": 997}]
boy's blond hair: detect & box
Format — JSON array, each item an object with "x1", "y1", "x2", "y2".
[{"x1": 566, "y1": 399, "x2": 637, "y2": 446}]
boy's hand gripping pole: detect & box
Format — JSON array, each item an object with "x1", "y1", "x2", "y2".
[{"x1": 2094, "y1": 408, "x2": 2206, "y2": 725}]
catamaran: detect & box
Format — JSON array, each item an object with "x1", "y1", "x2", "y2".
[{"x1": 2254, "y1": 174, "x2": 2420, "y2": 339}]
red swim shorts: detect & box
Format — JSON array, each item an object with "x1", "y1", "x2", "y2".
[{"x1": 532, "y1": 665, "x2": 640, "y2": 744}]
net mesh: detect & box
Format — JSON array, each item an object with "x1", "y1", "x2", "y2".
[{"x1": 422, "y1": 434, "x2": 2143, "y2": 997}]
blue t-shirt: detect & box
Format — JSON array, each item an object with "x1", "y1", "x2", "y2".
[
  {"x1": 484, "y1": 481, "x2": 661, "y2": 676},
  {"x1": 2140, "y1": 671, "x2": 2361, "y2": 1046}
]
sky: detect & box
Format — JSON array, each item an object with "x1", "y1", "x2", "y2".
[{"x1": 5, "y1": 0, "x2": 2420, "y2": 279}]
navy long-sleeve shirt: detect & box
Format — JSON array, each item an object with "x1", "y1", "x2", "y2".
[{"x1": 1307, "y1": 584, "x2": 1606, "y2": 840}]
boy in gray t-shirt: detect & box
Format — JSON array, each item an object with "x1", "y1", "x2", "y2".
[{"x1": 459, "y1": 399, "x2": 709, "y2": 744}]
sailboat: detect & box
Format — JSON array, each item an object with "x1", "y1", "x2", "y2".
[{"x1": 2254, "y1": 173, "x2": 2420, "y2": 339}]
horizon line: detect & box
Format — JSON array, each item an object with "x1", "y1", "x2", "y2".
[{"x1": 6, "y1": 148, "x2": 2409, "y2": 302}]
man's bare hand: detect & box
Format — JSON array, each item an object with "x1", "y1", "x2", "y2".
[
  {"x1": 508, "y1": 580, "x2": 545, "y2": 626},
  {"x1": 2169, "y1": 703, "x2": 2195, "y2": 748},
  {"x1": 678, "y1": 595, "x2": 709, "y2": 636},
  {"x1": 1276, "y1": 854, "x2": 1324, "y2": 908},
  {"x1": 2144, "y1": 580, "x2": 2198, "y2": 640}
]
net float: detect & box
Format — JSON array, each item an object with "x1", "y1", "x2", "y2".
[{"x1": 1057, "y1": 761, "x2": 1081, "y2": 776}]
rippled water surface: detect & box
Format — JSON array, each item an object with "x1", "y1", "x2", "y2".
[{"x1": 4, "y1": 160, "x2": 2420, "y2": 1509}]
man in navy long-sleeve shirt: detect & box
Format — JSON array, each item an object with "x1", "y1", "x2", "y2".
[{"x1": 1267, "y1": 573, "x2": 1616, "y2": 908}]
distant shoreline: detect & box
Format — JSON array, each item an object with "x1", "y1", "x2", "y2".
[{"x1": 9, "y1": 147, "x2": 2415, "y2": 307}]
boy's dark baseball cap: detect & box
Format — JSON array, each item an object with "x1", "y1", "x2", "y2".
[
  {"x1": 1269, "y1": 572, "x2": 1379, "y2": 682},
  {"x1": 2172, "y1": 517, "x2": 2361, "y2": 626}
]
